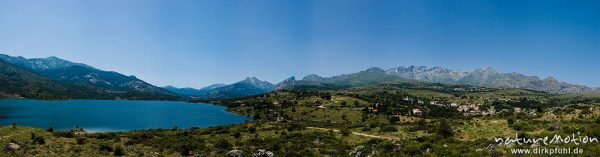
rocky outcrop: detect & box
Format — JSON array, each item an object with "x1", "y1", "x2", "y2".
[
  {"x1": 3, "y1": 143, "x2": 20, "y2": 153},
  {"x1": 227, "y1": 150, "x2": 244, "y2": 157},
  {"x1": 252, "y1": 149, "x2": 274, "y2": 157}
]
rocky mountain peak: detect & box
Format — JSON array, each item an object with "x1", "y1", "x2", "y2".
[
  {"x1": 275, "y1": 76, "x2": 297, "y2": 90},
  {"x1": 238, "y1": 77, "x2": 274, "y2": 89},
  {"x1": 303, "y1": 74, "x2": 325, "y2": 81},
  {"x1": 285, "y1": 76, "x2": 296, "y2": 81}
]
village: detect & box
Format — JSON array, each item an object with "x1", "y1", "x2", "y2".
[{"x1": 363, "y1": 96, "x2": 530, "y2": 118}]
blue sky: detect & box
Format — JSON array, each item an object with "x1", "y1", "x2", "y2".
[{"x1": 1, "y1": 0, "x2": 599, "y2": 88}]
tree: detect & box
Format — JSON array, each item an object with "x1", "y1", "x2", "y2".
[
  {"x1": 46, "y1": 126, "x2": 54, "y2": 133},
  {"x1": 437, "y1": 119, "x2": 454, "y2": 138},
  {"x1": 341, "y1": 101, "x2": 347, "y2": 107}
]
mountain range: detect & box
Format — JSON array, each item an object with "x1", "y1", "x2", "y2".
[
  {"x1": 163, "y1": 83, "x2": 227, "y2": 96},
  {"x1": 172, "y1": 65, "x2": 599, "y2": 99},
  {"x1": 0, "y1": 54, "x2": 178, "y2": 100},
  {"x1": 385, "y1": 66, "x2": 600, "y2": 94},
  {"x1": 1, "y1": 54, "x2": 598, "y2": 100}
]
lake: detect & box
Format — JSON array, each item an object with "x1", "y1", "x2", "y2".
[{"x1": 0, "y1": 99, "x2": 251, "y2": 132}]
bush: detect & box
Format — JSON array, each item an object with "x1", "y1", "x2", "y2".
[
  {"x1": 389, "y1": 116, "x2": 400, "y2": 124},
  {"x1": 248, "y1": 126, "x2": 257, "y2": 133},
  {"x1": 114, "y1": 145, "x2": 125, "y2": 156},
  {"x1": 53, "y1": 131, "x2": 75, "y2": 138},
  {"x1": 47, "y1": 126, "x2": 54, "y2": 133},
  {"x1": 34, "y1": 136, "x2": 46, "y2": 145},
  {"x1": 77, "y1": 137, "x2": 86, "y2": 145},
  {"x1": 381, "y1": 125, "x2": 398, "y2": 132},
  {"x1": 340, "y1": 127, "x2": 351, "y2": 136},
  {"x1": 232, "y1": 132, "x2": 241, "y2": 138},
  {"x1": 215, "y1": 139, "x2": 232, "y2": 149},
  {"x1": 99, "y1": 143, "x2": 113, "y2": 152},
  {"x1": 31, "y1": 133, "x2": 46, "y2": 145},
  {"x1": 507, "y1": 119, "x2": 515, "y2": 125}
]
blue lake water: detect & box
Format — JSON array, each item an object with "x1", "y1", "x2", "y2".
[{"x1": 0, "y1": 99, "x2": 251, "y2": 132}]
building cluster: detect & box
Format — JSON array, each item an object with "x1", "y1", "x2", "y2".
[
  {"x1": 403, "y1": 96, "x2": 502, "y2": 116},
  {"x1": 457, "y1": 104, "x2": 496, "y2": 116}
]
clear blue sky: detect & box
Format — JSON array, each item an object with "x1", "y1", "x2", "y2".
[{"x1": 1, "y1": 0, "x2": 599, "y2": 88}]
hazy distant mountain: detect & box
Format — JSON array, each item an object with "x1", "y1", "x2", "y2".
[
  {"x1": 302, "y1": 74, "x2": 325, "y2": 81},
  {"x1": 163, "y1": 83, "x2": 227, "y2": 96},
  {"x1": 163, "y1": 86, "x2": 202, "y2": 96},
  {"x1": 199, "y1": 83, "x2": 227, "y2": 91},
  {"x1": 0, "y1": 54, "x2": 179, "y2": 100},
  {"x1": 198, "y1": 77, "x2": 275, "y2": 100},
  {"x1": 386, "y1": 65, "x2": 599, "y2": 94}
]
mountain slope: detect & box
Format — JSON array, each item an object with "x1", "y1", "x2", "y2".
[
  {"x1": 280, "y1": 67, "x2": 415, "y2": 90},
  {"x1": 386, "y1": 66, "x2": 599, "y2": 94},
  {"x1": 198, "y1": 77, "x2": 275, "y2": 100},
  {"x1": 0, "y1": 54, "x2": 179, "y2": 100},
  {"x1": 0, "y1": 60, "x2": 109, "y2": 99},
  {"x1": 275, "y1": 76, "x2": 296, "y2": 90}
]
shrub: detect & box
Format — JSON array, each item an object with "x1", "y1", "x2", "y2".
[
  {"x1": 31, "y1": 133, "x2": 46, "y2": 145},
  {"x1": 507, "y1": 119, "x2": 515, "y2": 125},
  {"x1": 340, "y1": 127, "x2": 351, "y2": 136},
  {"x1": 114, "y1": 145, "x2": 125, "y2": 156},
  {"x1": 215, "y1": 139, "x2": 232, "y2": 150},
  {"x1": 232, "y1": 132, "x2": 241, "y2": 138},
  {"x1": 381, "y1": 126, "x2": 398, "y2": 132},
  {"x1": 47, "y1": 126, "x2": 54, "y2": 133},
  {"x1": 34, "y1": 136, "x2": 46, "y2": 144},
  {"x1": 77, "y1": 137, "x2": 86, "y2": 145},
  {"x1": 53, "y1": 131, "x2": 75, "y2": 138},
  {"x1": 437, "y1": 119, "x2": 454, "y2": 138},
  {"x1": 248, "y1": 126, "x2": 257, "y2": 133},
  {"x1": 99, "y1": 143, "x2": 113, "y2": 152},
  {"x1": 389, "y1": 116, "x2": 400, "y2": 124}
]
